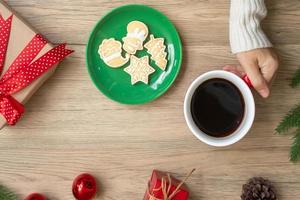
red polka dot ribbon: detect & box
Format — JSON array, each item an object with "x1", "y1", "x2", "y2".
[{"x1": 0, "y1": 15, "x2": 73, "y2": 125}]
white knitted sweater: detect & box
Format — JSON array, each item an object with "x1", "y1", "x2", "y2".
[{"x1": 230, "y1": 0, "x2": 273, "y2": 54}]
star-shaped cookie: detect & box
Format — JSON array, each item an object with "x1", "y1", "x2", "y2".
[{"x1": 124, "y1": 55, "x2": 155, "y2": 85}]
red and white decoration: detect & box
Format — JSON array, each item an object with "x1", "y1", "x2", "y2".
[{"x1": 0, "y1": 15, "x2": 73, "y2": 125}]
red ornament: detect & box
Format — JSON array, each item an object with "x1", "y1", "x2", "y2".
[
  {"x1": 24, "y1": 193, "x2": 46, "y2": 200},
  {"x1": 72, "y1": 173, "x2": 97, "y2": 200}
]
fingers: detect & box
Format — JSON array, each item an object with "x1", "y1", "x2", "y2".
[
  {"x1": 260, "y1": 53, "x2": 279, "y2": 83},
  {"x1": 223, "y1": 65, "x2": 246, "y2": 78},
  {"x1": 223, "y1": 64, "x2": 269, "y2": 97},
  {"x1": 234, "y1": 48, "x2": 279, "y2": 98},
  {"x1": 242, "y1": 62, "x2": 270, "y2": 98}
]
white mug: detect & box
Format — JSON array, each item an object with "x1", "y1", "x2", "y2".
[{"x1": 184, "y1": 70, "x2": 255, "y2": 147}]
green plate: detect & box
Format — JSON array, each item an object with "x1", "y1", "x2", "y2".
[{"x1": 86, "y1": 4, "x2": 182, "y2": 104}]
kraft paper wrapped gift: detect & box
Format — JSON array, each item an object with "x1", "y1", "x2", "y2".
[
  {"x1": 0, "y1": 0, "x2": 73, "y2": 128},
  {"x1": 143, "y1": 170, "x2": 195, "y2": 200}
]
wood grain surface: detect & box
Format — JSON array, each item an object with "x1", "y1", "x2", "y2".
[{"x1": 1, "y1": 0, "x2": 300, "y2": 199}]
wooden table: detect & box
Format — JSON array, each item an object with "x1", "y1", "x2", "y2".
[{"x1": 1, "y1": 0, "x2": 300, "y2": 199}]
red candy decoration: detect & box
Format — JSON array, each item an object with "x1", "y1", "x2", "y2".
[
  {"x1": 72, "y1": 173, "x2": 97, "y2": 200},
  {"x1": 24, "y1": 193, "x2": 46, "y2": 200}
]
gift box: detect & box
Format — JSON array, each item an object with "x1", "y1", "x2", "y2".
[
  {"x1": 0, "y1": 1, "x2": 73, "y2": 128},
  {"x1": 143, "y1": 170, "x2": 194, "y2": 200}
]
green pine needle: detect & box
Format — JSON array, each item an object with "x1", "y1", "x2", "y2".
[
  {"x1": 276, "y1": 68, "x2": 300, "y2": 162},
  {"x1": 0, "y1": 185, "x2": 17, "y2": 200},
  {"x1": 291, "y1": 68, "x2": 300, "y2": 88},
  {"x1": 290, "y1": 129, "x2": 300, "y2": 162},
  {"x1": 275, "y1": 104, "x2": 300, "y2": 134}
]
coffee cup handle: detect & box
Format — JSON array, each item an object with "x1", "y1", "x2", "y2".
[{"x1": 242, "y1": 75, "x2": 253, "y2": 88}]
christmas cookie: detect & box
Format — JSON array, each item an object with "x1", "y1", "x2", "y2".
[
  {"x1": 124, "y1": 55, "x2": 155, "y2": 85},
  {"x1": 98, "y1": 38, "x2": 129, "y2": 68},
  {"x1": 122, "y1": 21, "x2": 148, "y2": 54},
  {"x1": 144, "y1": 35, "x2": 168, "y2": 71}
]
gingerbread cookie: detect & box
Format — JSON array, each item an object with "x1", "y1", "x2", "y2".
[
  {"x1": 144, "y1": 35, "x2": 168, "y2": 71},
  {"x1": 98, "y1": 38, "x2": 129, "y2": 68},
  {"x1": 122, "y1": 21, "x2": 148, "y2": 55},
  {"x1": 124, "y1": 55, "x2": 155, "y2": 85}
]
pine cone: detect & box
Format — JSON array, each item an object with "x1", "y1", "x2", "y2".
[{"x1": 241, "y1": 177, "x2": 277, "y2": 200}]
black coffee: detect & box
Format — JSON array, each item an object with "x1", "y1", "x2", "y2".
[{"x1": 191, "y1": 78, "x2": 245, "y2": 137}]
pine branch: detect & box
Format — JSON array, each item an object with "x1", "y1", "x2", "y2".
[
  {"x1": 290, "y1": 128, "x2": 300, "y2": 162},
  {"x1": 276, "y1": 68, "x2": 300, "y2": 162},
  {"x1": 0, "y1": 185, "x2": 17, "y2": 200},
  {"x1": 275, "y1": 104, "x2": 300, "y2": 134},
  {"x1": 291, "y1": 68, "x2": 300, "y2": 88}
]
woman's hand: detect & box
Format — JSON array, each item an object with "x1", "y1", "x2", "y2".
[{"x1": 224, "y1": 48, "x2": 279, "y2": 98}]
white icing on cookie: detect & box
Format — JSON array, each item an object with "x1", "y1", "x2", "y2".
[
  {"x1": 122, "y1": 21, "x2": 149, "y2": 55},
  {"x1": 144, "y1": 35, "x2": 168, "y2": 70},
  {"x1": 98, "y1": 38, "x2": 129, "y2": 68}
]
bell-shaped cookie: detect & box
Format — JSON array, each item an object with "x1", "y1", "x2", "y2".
[{"x1": 122, "y1": 21, "x2": 148, "y2": 54}]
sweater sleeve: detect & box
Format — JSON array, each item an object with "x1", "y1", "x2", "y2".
[{"x1": 230, "y1": 0, "x2": 272, "y2": 54}]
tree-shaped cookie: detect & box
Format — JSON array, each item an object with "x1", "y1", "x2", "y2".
[{"x1": 144, "y1": 35, "x2": 168, "y2": 71}]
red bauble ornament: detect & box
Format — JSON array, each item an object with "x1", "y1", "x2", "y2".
[
  {"x1": 24, "y1": 193, "x2": 46, "y2": 200},
  {"x1": 72, "y1": 173, "x2": 97, "y2": 200}
]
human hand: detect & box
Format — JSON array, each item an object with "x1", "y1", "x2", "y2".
[{"x1": 223, "y1": 48, "x2": 279, "y2": 98}]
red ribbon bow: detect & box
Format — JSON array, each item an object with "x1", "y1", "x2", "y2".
[{"x1": 0, "y1": 15, "x2": 73, "y2": 125}]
